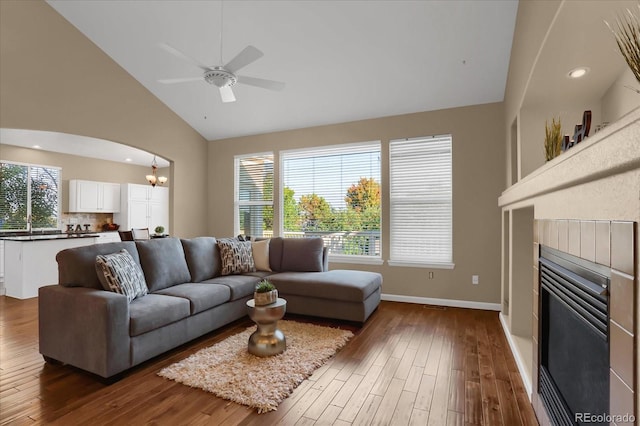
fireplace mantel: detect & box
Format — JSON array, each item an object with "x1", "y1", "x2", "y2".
[
  {"x1": 498, "y1": 107, "x2": 639, "y2": 424},
  {"x1": 499, "y1": 107, "x2": 640, "y2": 212}
]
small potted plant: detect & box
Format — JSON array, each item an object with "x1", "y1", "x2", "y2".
[
  {"x1": 154, "y1": 225, "x2": 165, "y2": 235},
  {"x1": 254, "y1": 280, "x2": 278, "y2": 306}
]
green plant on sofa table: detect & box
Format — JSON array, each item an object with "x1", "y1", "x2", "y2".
[{"x1": 254, "y1": 280, "x2": 278, "y2": 306}]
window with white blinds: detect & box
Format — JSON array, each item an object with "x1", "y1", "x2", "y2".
[
  {"x1": 389, "y1": 135, "x2": 453, "y2": 268},
  {"x1": 0, "y1": 161, "x2": 61, "y2": 231},
  {"x1": 281, "y1": 141, "x2": 381, "y2": 258},
  {"x1": 234, "y1": 153, "x2": 274, "y2": 238}
]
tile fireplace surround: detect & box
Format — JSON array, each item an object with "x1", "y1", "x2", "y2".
[
  {"x1": 499, "y1": 108, "x2": 639, "y2": 425},
  {"x1": 533, "y1": 219, "x2": 637, "y2": 425}
]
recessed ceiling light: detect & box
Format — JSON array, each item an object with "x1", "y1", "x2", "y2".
[
  {"x1": 32, "y1": 145, "x2": 41, "y2": 149},
  {"x1": 125, "y1": 158, "x2": 132, "y2": 162},
  {"x1": 568, "y1": 67, "x2": 590, "y2": 79}
]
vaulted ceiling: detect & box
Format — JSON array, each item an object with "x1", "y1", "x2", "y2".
[{"x1": 47, "y1": 0, "x2": 519, "y2": 141}]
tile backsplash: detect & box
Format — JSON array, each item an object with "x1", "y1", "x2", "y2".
[{"x1": 60, "y1": 213, "x2": 114, "y2": 232}]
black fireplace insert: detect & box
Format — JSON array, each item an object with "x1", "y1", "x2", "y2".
[{"x1": 539, "y1": 246, "x2": 610, "y2": 426}]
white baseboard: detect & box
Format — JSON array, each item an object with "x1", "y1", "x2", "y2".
[
  {"x1": 381, "y1": 293, "x2": 501, "y2": 311},
  {"x1": 499, "y1": 312, "x2": 533, "y2": 401}
]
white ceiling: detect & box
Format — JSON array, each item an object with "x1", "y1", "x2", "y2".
[{"x1": 46, "y1": 0, "x2": 519, "y2": 141}]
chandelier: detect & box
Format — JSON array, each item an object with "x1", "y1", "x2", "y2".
[{"x1": 146, "y1": 155, "x2": 168, "y2": 187}]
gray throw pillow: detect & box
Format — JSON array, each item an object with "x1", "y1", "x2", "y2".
[
  {"x1": 135, "y1": 238, "x2": 192, "y2": 292},
  {"x1": 217, "y1": 238, "x2": 255, "y2": 275},
  {"x1": 181, "y1": 237, "x2": 221, "y2": 281},
  {"x1": 95, "y1": 249, "x2": 148, "y2": 302},
  {"x1": 281, "y1": 238, "x2": 324, "y2": 272}
]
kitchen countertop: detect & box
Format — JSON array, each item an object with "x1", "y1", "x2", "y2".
[{"x1": 0, "y1": 233, "x2": 100, "y2": 241}]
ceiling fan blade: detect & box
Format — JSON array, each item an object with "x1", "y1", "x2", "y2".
[
  {"x1": 158, "y1": 42, "x2": 210, "y2": 71},
  {"x1": 224, "y1": 45, "x2": 264, "y2": 73},
  {"x1": 219, "y1": 86, "x2": 236, "y2": 103},
  {"x1": 237, "y1": 75, "x2": 286, "y2": 91},
  {"x1": 157, "y1": 77, "x2": 202, "y2": 84}
]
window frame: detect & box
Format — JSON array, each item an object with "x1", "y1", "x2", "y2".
[
  {"x1": 387, "y1": 135, "x2": 454, "y2": 269},
  {"x1": 233, "y1": 152, "x2": 274, "y2": 238},
  {"x1": 279, "y1": 141, "x2": 383, "y2": 264}
]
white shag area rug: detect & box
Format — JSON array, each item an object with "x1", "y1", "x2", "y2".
[{"x1": 158, "y1": 320, "x2": 354, "y2": 413}]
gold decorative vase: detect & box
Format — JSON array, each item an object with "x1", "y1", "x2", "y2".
[{"x1": 254, "y1": 289, "x2": 278, "y2": 306}]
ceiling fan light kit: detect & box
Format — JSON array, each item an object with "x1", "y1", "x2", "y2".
[{"x1": 204, "y1": 68, "x2": 237, "y2": 88}]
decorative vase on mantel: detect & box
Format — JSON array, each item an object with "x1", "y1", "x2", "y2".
[{"x1": 254, "y1": 280, "x2": 278, "y2": 306}]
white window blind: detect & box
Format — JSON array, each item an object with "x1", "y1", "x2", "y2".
[
  {"x1": 0, "y1": 161, "x2": 61, "y2": 231},
  {"x1": 30, "y1": 165, "x2": 61, "y2": 229},
  {"x1": 389, "y1": 135, "x2": 453, "y2": 267},
  {"x1": 281, "y1": 141, "x2": 381, "y2": 257},
  {"x1": 234, "y1": 153, "x2": 274, "y2": 238}
]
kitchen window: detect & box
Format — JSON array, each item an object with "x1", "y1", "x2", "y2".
[
  {"x1": 234, "y1": 153, "x2": 274, "y2": 238},
  {"x1": 389, "y1": 135, "x2": 453, "y2": 268},
  {"x1": 0, "y1": 161, "x2": 61, "y2": 231}
]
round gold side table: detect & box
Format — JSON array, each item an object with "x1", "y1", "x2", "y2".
[{"x1": 246, "y1": 298, "x2": 287, "y2": 357}]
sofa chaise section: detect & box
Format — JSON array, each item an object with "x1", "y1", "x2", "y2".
[{"x1": 268, "y1": 270, "x2": 382, "y2": 322}]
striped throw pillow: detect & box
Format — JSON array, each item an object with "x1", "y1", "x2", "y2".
[
  {"x1": 217, "y1": 238, "x2": 255, "y2": 275},
  {"x1": 95, "y1": 249, "x2": 148, "y2": 302}
]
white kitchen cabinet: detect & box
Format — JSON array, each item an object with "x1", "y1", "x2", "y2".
[
  {"x1": 114, "y1": 184, "x2": 169, "y2": 234},
  {"x1": 68, "y1": 180, "x2": 121, "y2": 213}
]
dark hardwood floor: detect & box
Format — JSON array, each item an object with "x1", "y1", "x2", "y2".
[{"x1": 0, "y1": 296, "x2": 538, "y2": 425}]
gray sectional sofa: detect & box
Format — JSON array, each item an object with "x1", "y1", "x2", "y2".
[{"x1": 38, "y1": 236, "x2": 382, "y2": 379}]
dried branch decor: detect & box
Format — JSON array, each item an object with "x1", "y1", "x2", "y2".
[
  {"x1": 544, "y1": 117, "x2": 563, "y2": 161},
  {"x1": 607, "y1": 4, "x2": 640, "y2": 91}
]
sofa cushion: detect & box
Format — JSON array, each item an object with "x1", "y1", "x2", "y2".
[
  {"x1": 136, "y1": 238, "x2": 192, "y2": 292},
  {"x1": 268, "y1": 237, "x2": 284, "y2": 271},
  {"x1": 217, "y1": 238, "x2": 255, "y2": 275},
  {"x1": 202, "y1": 275, "x2": 262, "y2": 301},
  {"x1": 154, "y1": 283, "x2": 230, "y2": 314},
  {"x1": 95, "y1": 249, "x2": 148, "y2": 302},
  {"x1": 129, "y1": 294, "x2": 190, "y2": 337},
  {"x1": 251, "y1": 239, "x2": 272, "y2": 272},
  {"x1": 268, "y1": 270, "x2": 382, "y2": 302},
  {"x1": 280, "y1": 238, "x2": 324, "y2": 272},
  {"x1": 57, "y1": 242, "x2": 140, "y2": 289},
  {"x1": 181, "y1": 237, "x2": 221, "y2": 282}
]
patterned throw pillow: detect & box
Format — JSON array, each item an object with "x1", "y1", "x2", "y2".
[
  {"x1": 95, "y1": 249, "x2": 148, "y2": 302},
  {"x1": 217, "y1": 238, "x2": 255, "y2": 275}
]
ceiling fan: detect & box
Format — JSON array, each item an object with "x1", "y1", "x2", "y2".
[{"x1": 157, "y1": 42, "x2": 285, "y2": 103}]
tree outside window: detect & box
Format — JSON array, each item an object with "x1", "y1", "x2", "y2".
[
  {"x1": 281, "y1": 142, "x2": 381, "y2": 257},
  {"x1": 0, "y1": 162, "x2": 60, "y2": 231}
]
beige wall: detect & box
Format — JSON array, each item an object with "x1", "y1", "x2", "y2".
[
  {"x1": 0, "y1": 0, "x2": 208, "y2": 237},
  {"x1": 0, "y1": 144, "x2": 155, "y2": 212},
  {"x1": 503, "y1": 1, "x2": 562, "y2": 185},
  {"x1": 504, "y1": 0, "x2": 561, "y2": 188},
  {"x1": 602, "y1": 68, "x2": 640, "y2": 124},
  {"x1": 519, "y1": 104, "x2": 603, "y2": 178},
  {"x1": 503, "y1": 1, "x2": 639, "y2": 183},
  {"x1": 208, "y1": 103, "x2": 505, "y2": 304}
]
